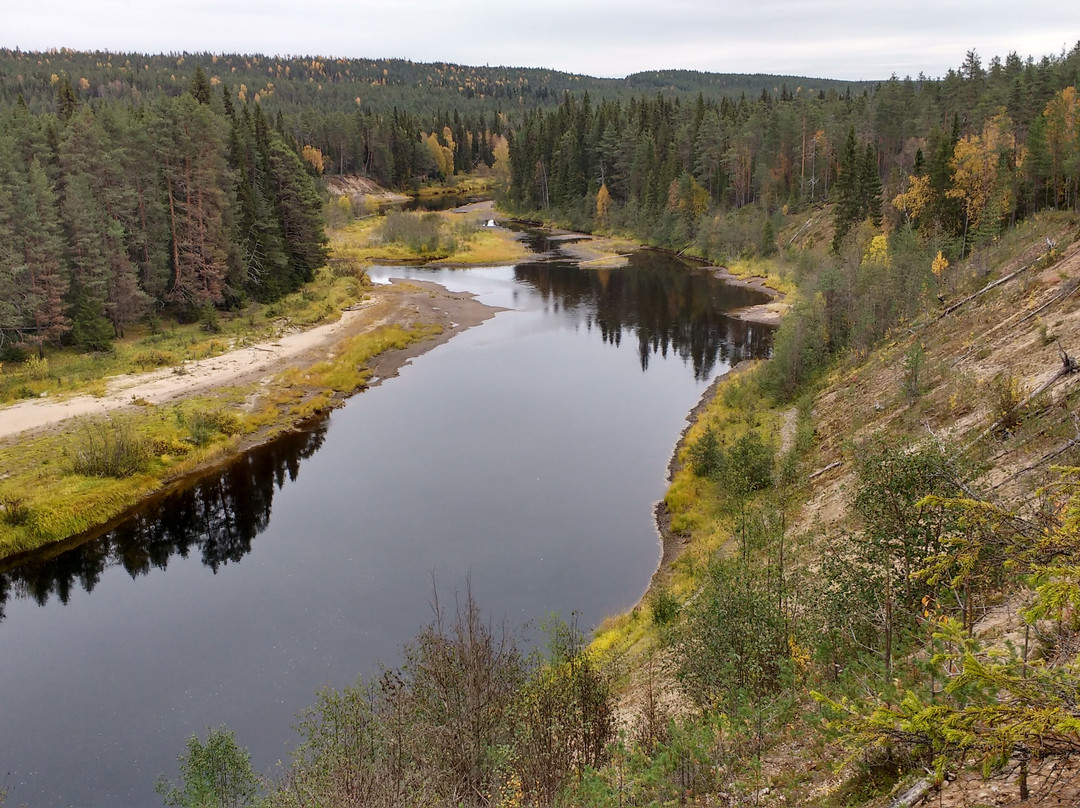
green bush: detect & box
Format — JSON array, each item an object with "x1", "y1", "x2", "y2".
[
  {"x1": 155, "y1": 725, "x2": 260, "y2": 808},
  {"x1": 688, "y1": 427, "x2": 774, "y2": 497},
  {"x1": 650, "y1": 588, "x2": 681, "y2": 625},
  {"x1": 674, "y1": 558, "x2": 788, "y2": 710}
]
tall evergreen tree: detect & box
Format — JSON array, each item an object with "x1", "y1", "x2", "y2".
[
  {"x1": 151, "y1": 95, "x2": 234, "y2": 311},
  {"x1": 831, "y1": 127, "x2": 862, "y2": 252}
]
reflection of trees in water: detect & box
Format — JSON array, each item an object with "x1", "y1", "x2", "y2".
[
  {"x1": 514, "y1": 251, "x2": 773, "y2": 380},
  {"x1": 0, "y1": 253, "x2": 770, "y2": 620},
  {"x1": 0, "y1": 424, "x2": 327, "y2": 619}
]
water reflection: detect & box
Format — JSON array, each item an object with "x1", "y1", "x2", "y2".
[
  {"x1": 0, "y1": 254, "x2": 769, "y2": 622},
  {"x1": 514, "y1": 251, "x2": 770, "y2": 379},
  {"x1": 0, "y1": 424, "x2": 327, "y2": 617}
]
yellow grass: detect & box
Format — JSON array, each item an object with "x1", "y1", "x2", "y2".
[
  {"x1": 724, "y1": 257, "x2": 792, "y2": 295},
  {"x1": 330, "y1": 209, "x2": 529, "y2": 266}
]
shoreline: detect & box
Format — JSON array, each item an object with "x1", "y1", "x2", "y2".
[
  {"x1": 0, "y1": 279, "x2": 503, "y2": 563},
  {"x1": 645, "y1": 360, "x2": 757, "y2": 604},
  {"x1": 2, "y1": 217, "x2": 783, "y2": 605}
]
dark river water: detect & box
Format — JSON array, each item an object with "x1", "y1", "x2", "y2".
[{"x1": 0, "y1": 237, "x2": 771, "y2": 807}]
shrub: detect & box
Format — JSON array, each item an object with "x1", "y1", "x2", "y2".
[
  {"x1": 0, "y1": 493, "x2": 31, "y2": 527},
  {"x1": 989, "y1": 373, "x2": 1026, "y2": 435},
  {"x1": 687, "y1": 424, "x2": 723, "y2": 479},
  {"x1": 674, "y1": 558, "x2": 788, "y2": 709},
  {"x1": 650, "y1": 588, "x2": 681, "y2": 625},
  {"x1": 687, "y1": 427, "x2": 774, "y2": 497},
  {"x1": 23, "y1": 354, "x2": 49, "y2": 380},
  {"x1": 178, "y1": 408, "x2": 242, "y2": 447},
  {"x1": 902, "y1": 341, "x2": 925, "y2": 400},
  {"x1": 132, "y1": 349, "x2": 179, "y2": 369},
  {"x1": 155, "y1": 725, "x2": 259, "y2": 808},
  {"x1": 70, "y1": 418, "x2": 152, "y2": 478},
  {"x1": 377, "y1": 210, "x2": 446, "y2": 253}
]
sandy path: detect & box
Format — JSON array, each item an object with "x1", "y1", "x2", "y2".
[{"x1": 0, "y1": 280, "x2": 498, "y2": 442}]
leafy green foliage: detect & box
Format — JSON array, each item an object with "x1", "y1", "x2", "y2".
[
  {"x1": 902, "y1": 341, "x2": 926, "y2": 400},
  {"x1": 675, "y1": 557, "x2": 789, "y2": 710},
  {"x1": 688, "y1": 426, "x2": 774, "y2": 498},
  {"x1": 650, "y1": 587, "x2": 681, "y2": 625},
  {"x1": 155, "y1": 725, "x2": 260, "y2": 808}
]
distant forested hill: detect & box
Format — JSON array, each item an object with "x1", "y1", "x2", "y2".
[{"x1": 0, "y1": 49, "x2": 874, "y2": 118}]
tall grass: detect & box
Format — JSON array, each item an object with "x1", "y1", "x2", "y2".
[{"x1": 70, "y1": 417, "x2": 153, "y2": 478}]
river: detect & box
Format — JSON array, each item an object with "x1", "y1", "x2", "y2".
[{"x1": 0, "y1": 233, "x2": 771, "y2": 807}]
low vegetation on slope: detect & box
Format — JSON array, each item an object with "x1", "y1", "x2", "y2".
[{"x1": 577, "y1": 210, "x2": 1080, "y2": 807}]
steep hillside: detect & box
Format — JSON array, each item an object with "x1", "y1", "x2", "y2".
[
  {"x1": 585, "y1": 211, "x2": 1080, "y2": 808},
  {"x1": 788, "y1": 215, "x2": 1080, "y2": 808}
]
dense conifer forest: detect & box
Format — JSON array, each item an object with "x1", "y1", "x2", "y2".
[
  {"x1": 0, "y1": 49, "x2": 872, "y2": 357},
  {"x1": 503, "y1": 44, "x2": 1080, "y2": 394},
  {"x1": 0, "y1": 74, "x2": 328, "y2": 355}
]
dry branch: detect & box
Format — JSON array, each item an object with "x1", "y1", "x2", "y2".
[
  {"x1": 966, "y1": 343, "x2": 1080, "y2": 452},
  {"x1": 938, "y1": 251, "x2": 1046, "y2": 320},
  {"x1": 808, "y1": 460, "x2": 842, "y2": 480}
]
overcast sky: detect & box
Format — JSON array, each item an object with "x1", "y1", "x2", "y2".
[{"x1": 6, "y1": 1, "x2": 1079, "y2": 81}]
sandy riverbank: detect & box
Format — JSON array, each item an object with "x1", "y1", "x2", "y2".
[{"x1": 0, "y1": 279, "x2": 500, "y2": 443}]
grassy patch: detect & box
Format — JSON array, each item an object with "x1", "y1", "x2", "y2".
[
  {"x1": 724, "y1": 256, "x2": 793, "y2": 295},
  {"x1": 330, "y1": 209, "x2": 528, "y2": 266},
  {"x1": 0, "y1": 268, "x2": 368, "y2": 406},
  {"x1": 559, "y1": 236, "x2": 638, "y2": 268},
  {"x1": 415, "y1": 175, "x2": 495, "y2": 198},
  {"x1": 0, "y1": 409, "x2": 243, "y2": 556}
]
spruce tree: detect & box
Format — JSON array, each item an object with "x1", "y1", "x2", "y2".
[
  {"x1": 860, "y1": 142, "x2": 882, "y2": 227},
  {"x1": 188, "y1": 67, "x2": 212, "y2": 106},
  {"x1": 831, "y1": 127, "x2": 862, "y2": 252}
]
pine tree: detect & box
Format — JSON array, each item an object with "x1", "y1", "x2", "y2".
[{"x1": 151, "y1": 95, "x2": 233, "y2": 312}]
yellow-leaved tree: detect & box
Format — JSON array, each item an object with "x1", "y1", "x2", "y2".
[
  {"x1": 423, "y1": 132, "x2": 454, "y2": 180},
  {"x1": 1043, "y1": 86, "x2": 1079, "y2": 206},
  {"x1": 491, "y1": 135, "x2": 511, "y2": 185},
  {"x1": 595, "y1": 183, "x2": 611, "y2": 226},
  {"x1": 947, "y1": 112, "x2": 1016, "y2": 250},
  {"x1": 301, "y1": 145, "x2": 325, "y2": 175},
  {"x1": 893, "y1": 174, "x2": 933, "y2": 225}
]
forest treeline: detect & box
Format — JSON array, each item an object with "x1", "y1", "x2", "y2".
[
  {"x1": 0, "y1": 78, "x2": 327, "y2": 354},
  {"x1": 0, "y1": 49, "x2": 869, "y2": 192},
  {"x1": 5, "y1": 44, "x2": 1077, "y2": 358},
  {"x1": 506, "y1": 45, "x2": 1080, "y2": 242},
  {"x1": 0, "y1": 49, "x2": 870, "y2": 119},
  {"x1": 504, "y1": 44, "x2": 1080, "y2": 395}
]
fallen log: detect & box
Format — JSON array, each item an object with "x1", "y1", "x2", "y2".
[
  {"x1": 938, "y1": 250, "x2": 1046, "y2": 320},
  {"x1": 966, "y1": 343, "x2": 1080, "y2": 452},
  {"x1": 808, "y1": 460, "x2": 842, "y2": 480},
  {"x1": 887, "y1": 777, "x2": 934, "y2": 808}
]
